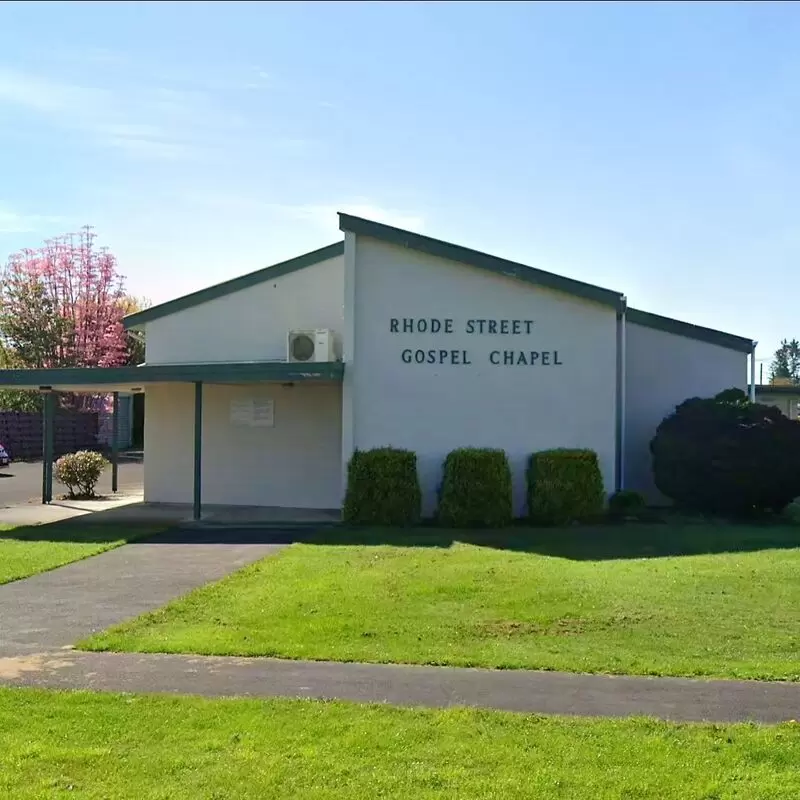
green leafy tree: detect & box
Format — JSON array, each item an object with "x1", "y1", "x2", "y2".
[
  {"x1": 0, "y1": 279, "x2": 74, "y2": 369},
  {"x1": 118, "y1": 295, "x2": 150, "y2": 366},
  {"x1": 0, "y1": 341, "x2": 41, "y2": 413},
  {"x1": 770, "y1": 339, "x2": 800, "y2": 384}
]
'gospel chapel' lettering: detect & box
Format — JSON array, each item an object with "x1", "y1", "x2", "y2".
[{"x1": 400, "y1": 349, "x2": 562, "y2": 366}]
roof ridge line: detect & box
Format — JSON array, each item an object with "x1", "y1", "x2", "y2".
[{"x1": 338, "y1": 212, "x2": 626, "y2": 311}]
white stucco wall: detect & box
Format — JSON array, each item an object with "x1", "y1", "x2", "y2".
[
  {"x1": 624, "y1": 321, "x2": 749, "y2": 500},
  {"x1": 343, "y1": 235, "x2": 619, "y2": 516},
  {"x1": 144, "y1": 254, "x2": 344, "y2": 364},
  {"x1": 145, "y1": 382, "x2": 342, "y2": 508},
  {"x1": 143, "y1": 383, "x2": 193, "y2": 503}
]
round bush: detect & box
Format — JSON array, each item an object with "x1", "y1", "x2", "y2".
[
  {"x1": 650, "y1": 388, "x2": 800, "y2": 516},
  {"x1": 54, "y1": 450, "x2": 109, "y2": 498},
  {"x1": 608, "y1": 489, "x2": 646, "y2": 518}
]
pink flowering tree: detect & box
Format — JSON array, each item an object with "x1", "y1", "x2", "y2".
[{"x1": 0, "y1": 227, "x2": 136, "y2": 411}]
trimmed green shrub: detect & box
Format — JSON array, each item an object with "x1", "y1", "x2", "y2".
[
  {"x1": 342, "y1": 447, "x2": 421, "y2": 525},
  {"x1": 437, "y1": 448, "x2": 513, "y2": 528},
  {"x1": 54, "y1": 450, "x2": 109, "y2": 499},
  {"x1": 608, "y1": 489, "x2": 647, "y2": 518},
  {"x1": 651, "y1": 389, "x2": 800, "y2": 516},
  {"x1": 527, "y1": 449, "x2": 605, "y2": 525}
]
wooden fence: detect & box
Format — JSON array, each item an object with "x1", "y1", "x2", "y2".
[{"x1": 0, "y1": 411, "x2": 99, "y2": 460}]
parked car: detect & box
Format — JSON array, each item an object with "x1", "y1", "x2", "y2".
[{"x1": 0, "y1": 443, "x2": 11, "y2": 467}]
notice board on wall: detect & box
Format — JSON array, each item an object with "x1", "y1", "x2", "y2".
[{"x1": 230, "y1": 398, "x2": 274, "y2": 427}]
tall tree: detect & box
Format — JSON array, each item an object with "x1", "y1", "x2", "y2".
[
  {"x1": 0, "y1": 227, "x2": 134, "y2": 410},
  {"x1": 770, "y1": 339, "x2": 800, "y2": 384},
  {"x1": 0, "y1": 227, "x2": 130, "y2": 369}
]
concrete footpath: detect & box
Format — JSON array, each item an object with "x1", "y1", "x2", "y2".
[
  {"x1": 1, "y1": 527, "x2": 799, "y2": 723},
  {"x1": 2, "y1": 649, "x2": 800, "y2": 724}
]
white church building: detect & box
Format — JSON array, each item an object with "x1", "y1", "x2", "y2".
[{"x1": 0, "y1": 213, "x2": 756, "y2": 518}]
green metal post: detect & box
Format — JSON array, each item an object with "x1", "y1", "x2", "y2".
[
  {"x1": 43, "y1": 393, "x2": 55, "y2": 503},
  {"x1": 193, "y1": 381, "x2": 203, "y2": 521},
  {"x1": 111, "y1": 391, "x2": 119, "y2": 493},
  {"x1": 41, "y1": 393, "x2": 49, "y2": 504}
]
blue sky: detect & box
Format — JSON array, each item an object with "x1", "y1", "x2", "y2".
[{"x1": 0, "y1": 1, "x2": 797, "y2": 370}]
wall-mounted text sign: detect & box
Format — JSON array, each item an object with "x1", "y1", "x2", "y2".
[
  {"x1": 389, "y1": 317, "x2": 563, "y2": 367},
  {"x1": 230, "y1": 398, "x2": 275, "y2": 427}
]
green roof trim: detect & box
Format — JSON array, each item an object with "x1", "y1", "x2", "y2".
[
  {"x1": 124, "y1": 242, "x2": 344, "y2": 329},
  {"x1": 0, "y1": 361, "x2": 344, "y2": 390},
  {"x1": 338, "y1": 213, "x2": 625, "y2": 311},
  {"x1": 755, "y1": 384, "x2": 800, "y2": 396},
  {"x1": 626, "y1": 308, "x2": 753, "y2": 354}
]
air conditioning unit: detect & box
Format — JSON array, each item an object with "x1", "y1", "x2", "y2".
[{"x1": 287, "y1": 329, "x2": 336, "y2": 363}]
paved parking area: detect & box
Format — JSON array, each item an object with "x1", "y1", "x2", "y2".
[{"x1": 0, "y1": 457, "x2": 143, "y2": 507}]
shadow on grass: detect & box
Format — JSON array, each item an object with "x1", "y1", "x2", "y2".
[
  {"x1": 8, "y1": 514, "x2": 797, "y2": 561},
  {"x1": 98, "y1": 519, "x2": 800, "y2": 560},
  {"x1": 302, "y1": 518, "x2": 800, "y2": 561},
  {"x1": 0, "y1": 521, "x2": 167, "y2": 546}
]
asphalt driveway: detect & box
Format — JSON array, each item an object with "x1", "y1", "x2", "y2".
[
  {"x1": 0, "y1": 528, "x2": 284, "y2": 657},
  {"x1": 0, "y1": 456, "x2": 143, "y2": 508}
]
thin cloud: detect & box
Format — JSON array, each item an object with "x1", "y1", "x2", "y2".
[
  {"x1": 182, "y1": 194, "x2": 424, "y2": 236},
  {"x1": 0, "y1": 210, "x2": 67, "y2": 235},
  {"x1": 0, "y1": 68, "x2": 105, "y2": 113},
  {"x1": 0, "y1": 67, "x2": 240, "y2": 161},
  {"x1": 279, "y1": 201, "x2": 425, "y2": 238}
]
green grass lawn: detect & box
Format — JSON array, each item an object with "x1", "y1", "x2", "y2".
[
  {"x1": 0, "y1": 524, "x2": 163, "y2": 584},
  {"x1": 82, "y1": 524, "x2": 800, "y2": 681},
  {"x1": 0, "y1": 688, "x2": 798, "y2": 799}
]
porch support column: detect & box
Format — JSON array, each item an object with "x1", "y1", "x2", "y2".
[
  {"x1": 41, "y1": 391, "x2": 55, "y2": 504},
  {"x1": 193, "y1": 381, "x2": 203, "y2": 521},
  {"x1": 111, "y1": 391, "x2": 119, "y2": 493}
]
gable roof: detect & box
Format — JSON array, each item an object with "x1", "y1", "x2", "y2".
[
  {"x1": 338, "y1": 213, "x2": 626, "y2": 311},
  {"x1": 124, "y1": 241, "x2": 344, "y2": 329},
  {"x1": 626, "y1": 307, "x2": 753, "y2": 354}
]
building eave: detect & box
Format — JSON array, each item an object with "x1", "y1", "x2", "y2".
[
  {"x1": 0, "y1": 361, "x2": 345, "y2": 392},
  {"x1": 338, "y1": 213, "x2": 626, "y2": 311},
  {"x1": 754, "y1": 384, "x2": 800, "y2": 396},
  {"x1": 626, "y1": 308, "x2": 753, "y2": 354},
  {"x1": 124, "y1": 242, "x2": 344, "y2": 330}
]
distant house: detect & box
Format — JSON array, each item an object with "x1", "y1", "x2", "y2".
[{"x1": 755, "y1": 383, "x2": 800, "y2": 420}]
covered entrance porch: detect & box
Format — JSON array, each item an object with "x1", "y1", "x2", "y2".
[{"x1": 0, "y1": 361, "x2": 345, "y2": 521}]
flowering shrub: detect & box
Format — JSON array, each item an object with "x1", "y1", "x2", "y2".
[{"x1": 54, "y1": 450, "x2": 109, "y2": 498}]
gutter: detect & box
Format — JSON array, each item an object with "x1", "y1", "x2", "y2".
[
  {"x1": 749, "y1": 341, "x2": 758, "y2": 402},
  {"x1": 615, "y1": 296, "x2": 628, "y2": 492}
]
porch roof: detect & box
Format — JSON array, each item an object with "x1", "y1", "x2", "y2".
[{"x1": 0, "y1": 360, "x2": 344, "y2": 392}]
